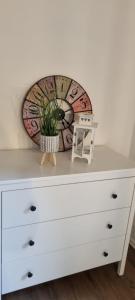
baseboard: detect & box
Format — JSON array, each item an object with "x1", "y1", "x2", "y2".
[{"x1": 130, "y1": 238, "x2": 135, "y2": 249}]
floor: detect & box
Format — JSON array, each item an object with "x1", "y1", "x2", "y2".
[{"x1": 3, "y1": 247, "x2": 135, "y2": 300}]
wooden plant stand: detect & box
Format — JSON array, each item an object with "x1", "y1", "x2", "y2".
[{"x1": 41, "y1": 152, "x2": 56, "y2": 166}]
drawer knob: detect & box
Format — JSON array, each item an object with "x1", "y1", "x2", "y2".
[
  {"x1": 112, "y1": 193, "x2": 117, "y2": 199},
  {"x1": 27, "y1": 272, "x2": 33, "y2": 278},
  {"x1": 30, "y1": 205, "x2": 36, "y2": 212},
  {"x1": 29, "y1": 240, "x2": 35, "y2": 246},
  {"x1": 107, "y1": 224, "x2": 113, "y2": 229},
  {"x1": 103, "y1": 251, "x2": 109, "y2": 257}
]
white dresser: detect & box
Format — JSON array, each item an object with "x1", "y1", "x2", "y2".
[{"x1": 0, "y1": 146, "x2": 135, "y2": 298}]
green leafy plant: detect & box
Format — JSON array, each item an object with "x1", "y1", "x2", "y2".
[{"x1": 40, "y1": 99, "x2": 59, "y2": 137}]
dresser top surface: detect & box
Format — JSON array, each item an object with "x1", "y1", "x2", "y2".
[{"x1": 0, "y1": 145, "x2": 135, "y2": 186}]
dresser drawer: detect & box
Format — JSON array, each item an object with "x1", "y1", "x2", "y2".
[
  {"x1": 2, "y1": 208, "x2": 129, "y2": 262},
  {"x1": 2, "y1": 236, "x2": 124, "y2": 294},
  {"x1": 2, "y1": 178, "x2": 133, "y2": 228}
]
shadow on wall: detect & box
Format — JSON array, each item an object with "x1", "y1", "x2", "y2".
[
  {"x1": 129, "y1": 122, "x2": 135, "y2": 161},
  {"x1": 130, "y1": 122, "x2": 135, "y2": 247}
]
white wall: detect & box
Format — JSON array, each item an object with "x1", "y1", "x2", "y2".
[
  {"x1": 0, "y1": 0, "x2": 135, "y2": 151},
  {"x1": 106, "y1": 0, "x2": 135, "y2": 157}
]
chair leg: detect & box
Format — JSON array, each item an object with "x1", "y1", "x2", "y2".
[
  {"x1": 50, "y1": 153, "x2": 56, "y2": 166},
  {"x1": 41, "y1": 153, "x2": 56, "y2": 166},
  {"x1": 52, "y1": 153, "x2": 56, "y2": 166},
  {"x1": 40, "y1": 153, "x2": 46, "y2": 165}
]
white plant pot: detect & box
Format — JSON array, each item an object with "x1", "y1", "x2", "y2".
[{"x1": 40, "y1": 135, "x2": 59, "y2": 153}]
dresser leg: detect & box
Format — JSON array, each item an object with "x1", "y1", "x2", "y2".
[{"x1": 117, "y1": 260, "x2": 125, "y2": 276}]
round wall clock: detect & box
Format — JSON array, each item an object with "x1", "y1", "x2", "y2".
[{"x1": 22, "y1": 75, "x2": 92, "y2": 151}]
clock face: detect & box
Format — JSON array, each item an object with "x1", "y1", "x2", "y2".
[{"x1": 22, "y1": 75, "x2": 92, "y2": 151}]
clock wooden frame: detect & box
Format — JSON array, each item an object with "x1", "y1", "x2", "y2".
[{"x1": 22, "y1": 75, "x2": 92, "y2": 152}]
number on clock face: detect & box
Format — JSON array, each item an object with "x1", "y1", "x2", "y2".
[{"x1": 22, "y1": 75, "x2": 92, "y2": 151}]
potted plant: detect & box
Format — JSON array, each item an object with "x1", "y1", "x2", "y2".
[{"x1": 40, "y1": 99, "x2": 59, "y2": 153}]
